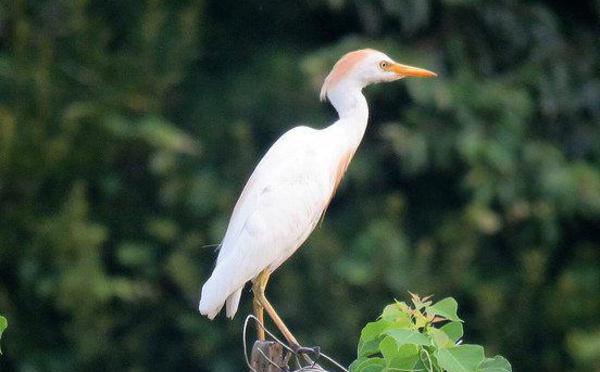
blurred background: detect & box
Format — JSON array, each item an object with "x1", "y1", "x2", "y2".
[{"x1": 0, "y1": 0, "x2": 599, "y2": 371}]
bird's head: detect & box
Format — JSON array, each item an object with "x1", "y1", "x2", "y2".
[{"x1": 320, "y1": 49, "x2": 437, "y2": 102}]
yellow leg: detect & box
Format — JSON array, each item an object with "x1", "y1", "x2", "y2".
[
  {"x1": 252, "y1": 270, "x2": 300, "y2": 349},
  {"x1": 252, "y1": 287, "x2": 265, "y2": 341}
]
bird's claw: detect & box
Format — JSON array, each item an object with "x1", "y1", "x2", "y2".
[{"x1": 292, "y1": 345, "x2": 321, "y2": 359}]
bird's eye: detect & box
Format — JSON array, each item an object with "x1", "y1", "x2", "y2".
[{"x1": 379, "y1": 61, "x2": 389, "y2": 70}]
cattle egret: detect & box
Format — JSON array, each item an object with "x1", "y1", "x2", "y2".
[{"x1": 199, "y1": 49, "x2": 436, "y2": 349}]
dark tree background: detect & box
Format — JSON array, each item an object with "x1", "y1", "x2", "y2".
[{"x1": 0, "y1": 0, "x2": 598, "y2": 371}]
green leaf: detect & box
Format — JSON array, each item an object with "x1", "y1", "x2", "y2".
[
  {"x1": 358, "y1": 320, "x2": 396, "y2": 357},
  {"x1": 358, "y1": 317, "x2": 419, "y2": 358},
  {"x1": 441, "y1": 321, "x2": 464, "y2": 342},
  {"x1": 429, "y1": 327, "x2": 454, "y2": 348},
  {"x1": 358, "y1": 338, "x2": 382, "y2": 358},
  {"x1": 397, "y1": 343, "x2": 420, "y2": 358},
  {"x1": 350, "y1": 357, "x2": 386, "y2": 372},
  {"x1": 477, "y1": 356, "x2": 512, "y2": 372},
  {"x1": 380, "y1": 303, "x2": 412, "y2": 327},
  {"x1": 387, "y1": 344, "x2": 421, "y2": 370},
  {"x1": 349, "y1": 357, "x2": 368, "y2": 371},
  {"x1": 428, "y1": 297, "x2": 463, "y2": 322},
  {"x1": 381, "y1": 303, "x2": 402, "y2": 320},
  {"x1": 417, "y1": 348, "x2": 435, "y2": 371},
  {"x1": 437, "y1": 345, "x2": 485, "y2": 372},
  {"x1": 413, "y1": 308, "x2": 429, "y2": 328},
  {"x1": 379, "y1": 336, "x2": 398, "y2": 360},
  {"x1": 361, "y1": 320, "x2": 394, "y2": 343},
  {"x1": 0, "y1": 316, "x2": 7, "y2": 354},
  {"x1": 385, "y1": 329, "x2": 431, "y2": 346}
]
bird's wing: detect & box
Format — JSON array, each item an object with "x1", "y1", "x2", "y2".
[
  {"x1": 218, "y1": 126, "x2": 331, "y2": 262},
  {"x1": 199, "y1": 125, "x2": 338, "y2": 318}
]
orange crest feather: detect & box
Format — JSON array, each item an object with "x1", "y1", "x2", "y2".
[{"x1": 320, "y1": 49, "x2": 375, "y2": 102}]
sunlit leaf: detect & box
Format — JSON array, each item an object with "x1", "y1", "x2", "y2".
[
  {"x1": 437, "y1": 345, "x2": 485, "y2": 372},
  {"x1": 385, "y1": 329, "x2": 431, "y2": 346},
  {"x1": 477, "y1": 356, "x2": 513, "y2": 372},
  {"x1": 358, "y1": 320, "x2": 396, "y2": 357},
  {"x1": 358, "y1": 337, "x2": 381, "y2": 358},
  {"x1": 387, "y1": 344, "x2": 420, "y2": 369},
  {"x1": 428, "y1": 297, "x2": 463, "y2": 322},
  {"x1": 413, "y1": 309, "x2": 429, "y2": 329},
  {"x1": 380, "y1": 303, "x2": 412, "y2": 328},
  {"x1": 379, "y1": 336, "x2": 398, "y2": 360},
  {"x1": 360, "y1": 320, "x2": 394, "y2": 343},
  {"x1": 441, "y1": 321, "x2": 464, "y2": 342},
  {"x1": 350, "y1": 357, "x2": 386, "y2": 372},
  {"x1": 430, "y1": 327, "x2": 454, "y2": 348}
]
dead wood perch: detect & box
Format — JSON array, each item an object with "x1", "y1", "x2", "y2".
[
  {"x1": 250, "y1": 340, "x2": 289, "y2": 371},
  {"x1": 244, "y1": 315, "x2": 345, "y2": 372},
  {"x1": 249, "y1": 340, "x2": 329, "y2": 371}
]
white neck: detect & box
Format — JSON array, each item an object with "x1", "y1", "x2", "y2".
[{"x1": 326, "y1": 81, "x2": 369, "y2": 146}]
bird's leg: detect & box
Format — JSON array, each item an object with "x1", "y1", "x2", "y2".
[
  {"x1": 251, "y1": 278, "x2": 265, "y2": 341},
  {"x1": 253, "y1": 269, "x2": 301, "y2": 350},
  {"x1": 253, "y1": 270, "x2": 322, "y2": 368}
]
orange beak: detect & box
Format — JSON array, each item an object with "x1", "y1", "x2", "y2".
[{"x1": 389, "y1": 63, "x2": 437, "y2": 78}]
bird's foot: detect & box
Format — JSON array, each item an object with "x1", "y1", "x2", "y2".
[{"x1": 292, "y1": 344, "x2": 321, "y2": 360}]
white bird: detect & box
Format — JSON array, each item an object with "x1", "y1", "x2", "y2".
[{"x1": 199, "y1": 49, "x2": 436, "y2": 348}]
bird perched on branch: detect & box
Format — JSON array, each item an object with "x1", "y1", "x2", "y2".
[{"x1": 199, "y1": 49, "x2": 436, "y2": 350}]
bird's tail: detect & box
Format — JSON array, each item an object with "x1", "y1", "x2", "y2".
[
  {"x1": 199, "y1": 236, "x2": 273, "y2": 319},
  {"x1": 225, "y1": 287, "x2": 243, "y2": 318},
  {"x1": 199, "y1": 255, "x2": 257, "y2": 319},
  {"x1": 198, "y1": 278, "x2": 243, "y2": 320},
  {"x1": 198, "y1": 272, "x2": 229, "y2": 319}
]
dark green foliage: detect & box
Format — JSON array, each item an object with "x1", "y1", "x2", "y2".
[
  {"x1": 0, "y1": 315, "x2": 6, "y2": 354},
  {"x1": 0, "y1": 0, "x2": 598, "y2": 371}
]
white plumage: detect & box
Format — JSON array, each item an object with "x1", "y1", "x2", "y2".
[
  {"x1": 200, "y1": 126, "x2": 339, "y2": 318},
  {"x1": 198, "y1": 49, "x2": 436, "y2": 329}
]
